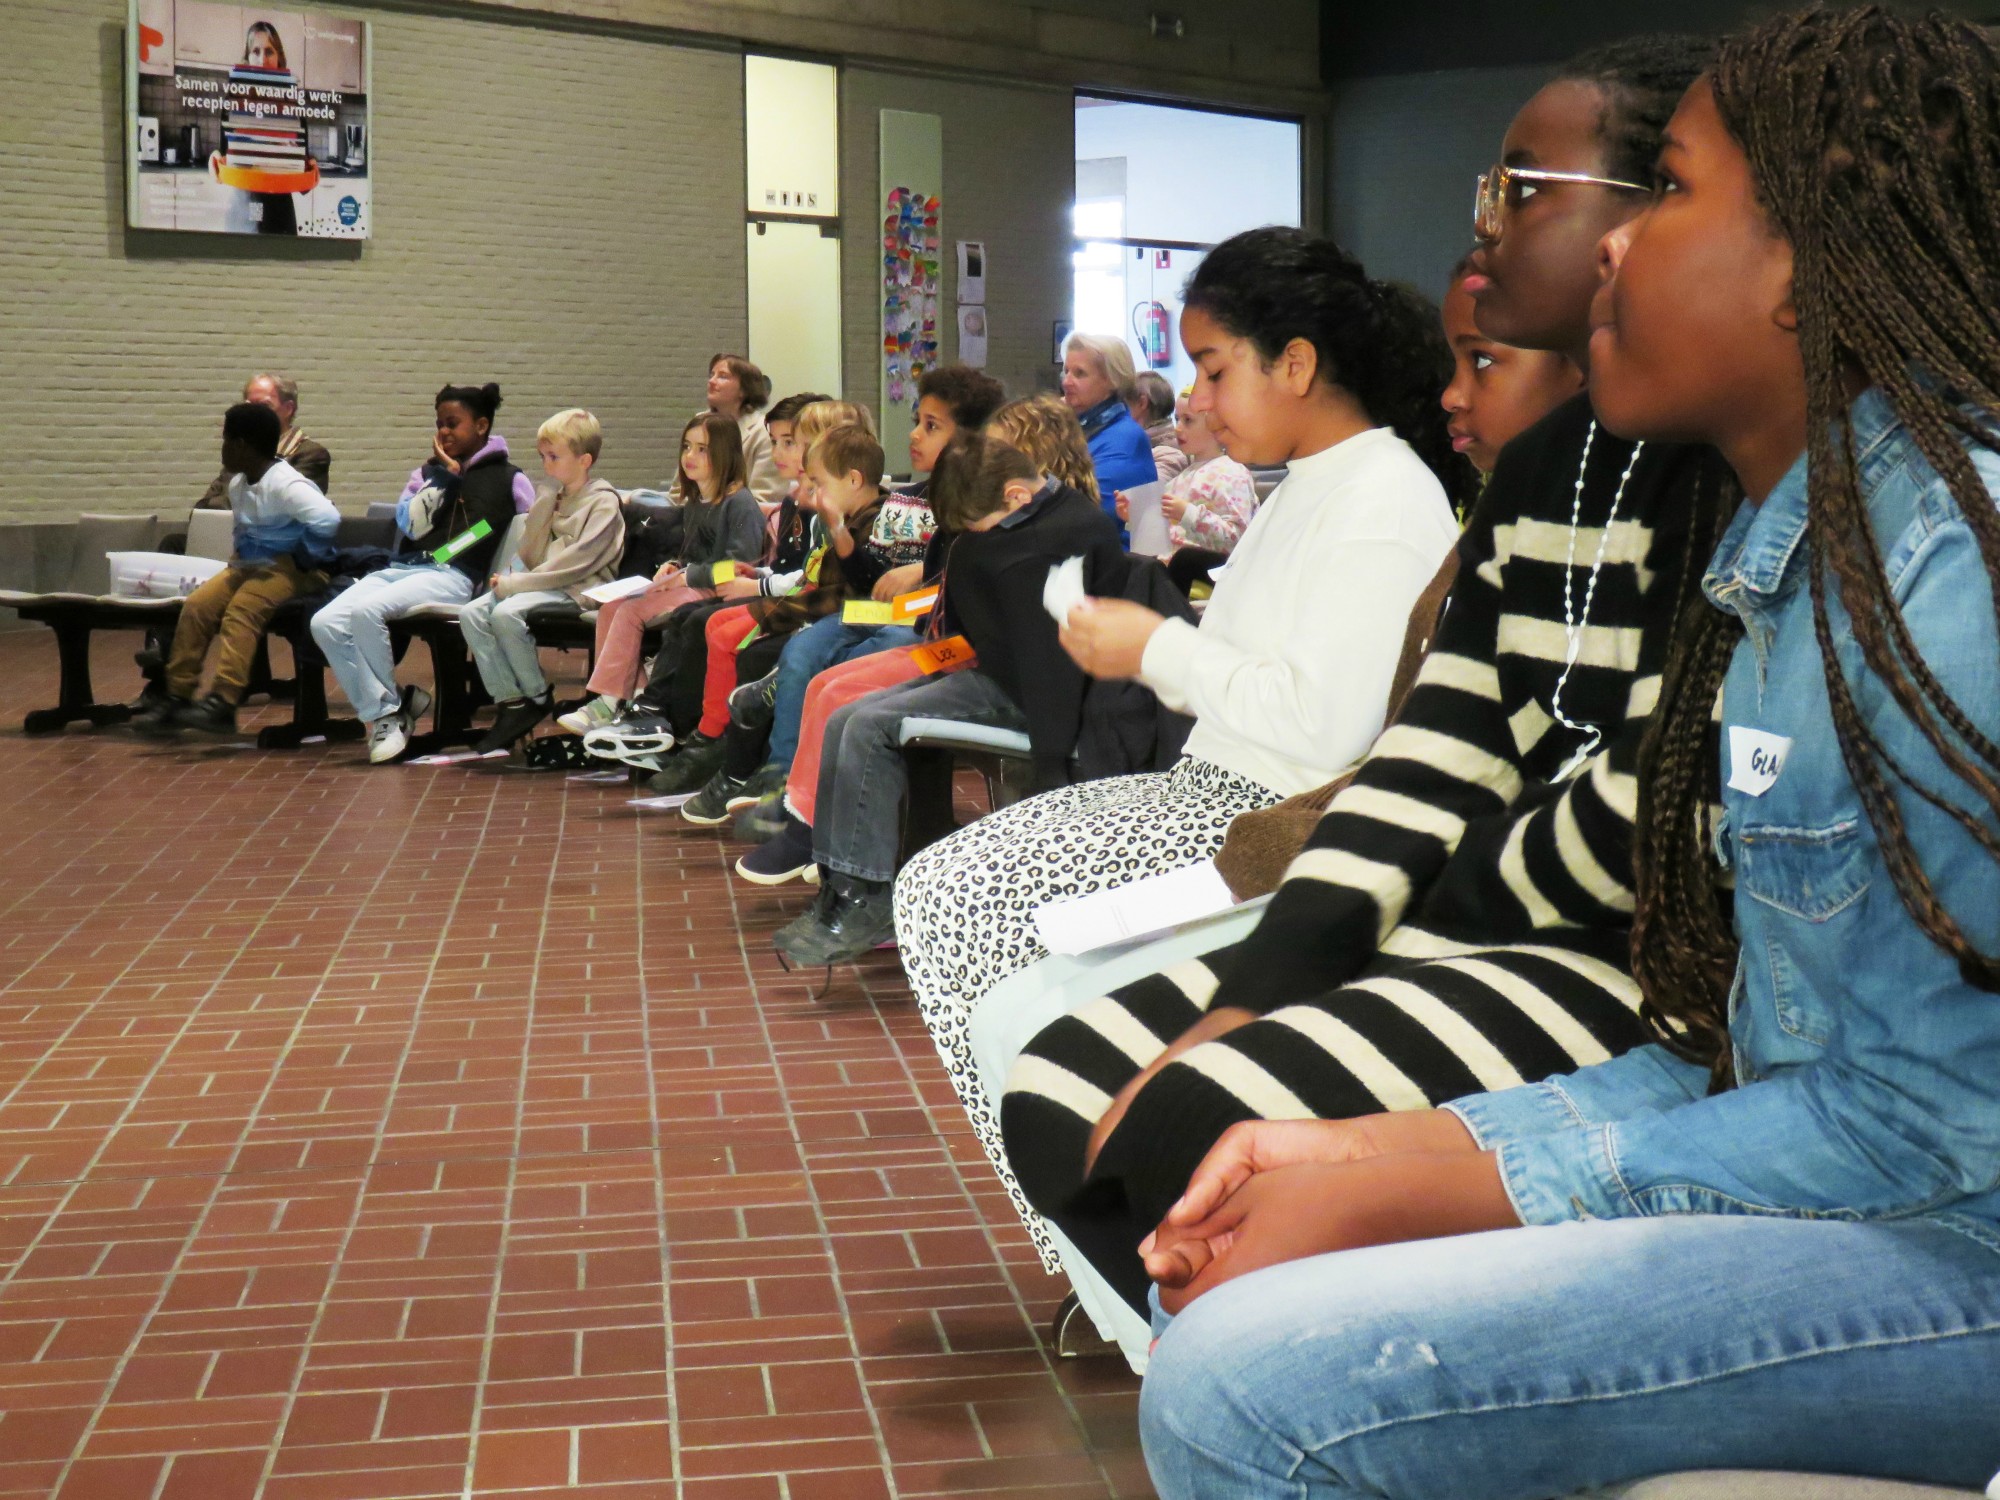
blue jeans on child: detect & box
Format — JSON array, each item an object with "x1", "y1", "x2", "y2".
[
  {"x1": 767, "y1": 616, "x2": 921, "y2": 768},
  {"x1": 1140, "y1": 1214, "x2": 2000, "y2": 1500},
  {"x1": 310, "y1": 563, "x2": 475, "y2": 724},
  {"x1": 457, "y1": 587, "x2": 572, "y2": 703}
]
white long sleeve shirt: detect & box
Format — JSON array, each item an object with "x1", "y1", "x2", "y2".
[{"x1": 1139, "y1": 426, "x2": 1458, "y2": 797}]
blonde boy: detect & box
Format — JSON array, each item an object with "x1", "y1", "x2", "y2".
[{"x1": 462, "y1": 408, "x2": 628, "y2": 751}]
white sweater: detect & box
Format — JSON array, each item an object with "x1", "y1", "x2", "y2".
[{"x1": 1139, "y1": 426, "x2": 1458, "y2": 798}]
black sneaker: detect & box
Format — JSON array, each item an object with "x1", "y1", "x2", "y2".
[
  {"x1": 774, "y1": 873, "x2": 898, "y2": 967},
  {"x1": 174, "y1": 694, "x2": 238, "y2": 736},
  {"x1": 645, "y1": 732, "x2": 726, "y2": 794},
  {"x1": 474, "y1": 695, "x2": 552, "y2": 754},
  {"x1": 735, "y1": 814, "x2": 817, "y2": 885},
  {"x1": 732, "y1": 787, "x2": 790, "y2": 843},
  {"x1": 133, "y1": 694, "x2": 192, "y2": 735},
  {"x1": 681, "y1": 769, "x2": 751, "y2": 826},
  {"x1": 728, "y1": 668, "x2": 781, "y2": 732}
]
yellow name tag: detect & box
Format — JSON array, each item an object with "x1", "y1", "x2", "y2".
[
  {"x1": 842, "y1": 600, "x2": 896, "y2": 626},
  {"x1": 892, "y1": 586, "x2": 940, "y2": 622},
  {"x1": 710, "y1": 560, "x2": 738, "y2": 584},
  {"x1": 911, "y1": 635, "x2": 976, "y2": 674}
]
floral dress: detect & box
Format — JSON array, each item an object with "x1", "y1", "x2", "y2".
[{"x1": 1167, "y1": 454, "x2": 1259, "y2": 552}]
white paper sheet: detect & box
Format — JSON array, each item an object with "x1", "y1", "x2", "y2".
[
  {"x1": 1032, "y1": 858, "x2": 1237, "y2": 957},
  {"x1": 567, "y1": 770, "x2": 629, "y2": 784},
  {"x1": 1042, "y1": 555, "x2": 1087, "y2": 627},
  {"x1": 582, "y1": 574, "x2": 657, "y2": 605},
  {"x1": 956, "y1": 240, "x2": 986, "y2": 304},
  {"x1": 1122, "y1": 480, "x2": 1172, "y2": 558},
  {"x1": 627, "y1": 792, "x2": 698, "y2": 810}
]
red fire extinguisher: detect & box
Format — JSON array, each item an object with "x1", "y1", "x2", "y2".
[{"x1": 1132, "y1": 300, "x2": 1173, "y2": 368}]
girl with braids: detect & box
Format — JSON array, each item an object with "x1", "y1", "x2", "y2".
[
  {"x1": 894, "y1": 225, "x2": 1469, "y2": 1201},
  {"x1": 1136, "y1": 11, "x2": 2000, "y2": 1498},
  {"x1": 991, "y1": 34, "x2": 1721, "y2": 1368}
]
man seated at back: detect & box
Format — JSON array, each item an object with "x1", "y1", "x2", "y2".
[
  {"x1": 139, "y1": 402, "x2": 339, "y2": 737},
  {"x1": 196, "y1": 372, "x2": 331, "y2": 505}
]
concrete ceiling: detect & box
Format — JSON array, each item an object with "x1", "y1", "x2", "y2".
[{"x1": 1320, "y1": 0, "x2": 2000, "y2": 78}]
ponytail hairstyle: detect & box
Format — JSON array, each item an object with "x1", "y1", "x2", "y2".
[
  {"x1": 675, "y1": 410, "x2": 748, "y2": 505},
  {"x1": 436, "y1": 382, "x2": 502, "y2": 425},
  {"x1": 1181, "y1": 227, "x2": 1479, "y2": 514},
  {"x1": 985, "y1": 394, "x2": 1100, "y2": 504},
  {"x1": 1632, "y1": 6, "x2": 2000, "y2": 1087}
]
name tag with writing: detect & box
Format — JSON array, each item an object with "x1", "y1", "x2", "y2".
[
  {"x1": 911, "y1": 635, "x2": 976, "y2": 674},
  {"x1": 1727, "y1": 726, "x2": 1793, "y2": 797}
]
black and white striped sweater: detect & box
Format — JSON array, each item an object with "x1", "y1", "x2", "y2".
[{"x1": 1209, "y1": 394, "x2": 1724, "y2": 1016}]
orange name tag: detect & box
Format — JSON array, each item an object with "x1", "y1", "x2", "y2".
[
  {"x1": 892, "y1": 585, "x2": 940, "y2": 622},
  {"x1": 911, "y1": 635, "x2": 976, "y2": 674}
]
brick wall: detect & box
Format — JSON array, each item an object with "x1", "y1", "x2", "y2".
[
  {"x1": 839, "y1": 67, "x2": 1075, "y2": 433},
  {"x1": 0, "y1": 0, "x2": 747, "y2": 525}
]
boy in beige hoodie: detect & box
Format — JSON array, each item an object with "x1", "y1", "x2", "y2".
[{"x1": 461, "y1": 408, "x2": 626, "y2": 751}]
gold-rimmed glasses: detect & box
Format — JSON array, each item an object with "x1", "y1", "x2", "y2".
[{"x1": 1474, "y1": 163, "x2": 1650, "y2": 241}]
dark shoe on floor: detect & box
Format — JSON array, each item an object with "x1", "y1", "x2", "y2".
[
  {"x1": 398, "y1": 684, "x2": 434, "y2": 737},
  {"x1": 174, "y1": 694, "x2": 238, "y2": 737},
  {"x1": 734, "y1": 814, "x2": 817, "y2": 885},
  {"x1": 474, "y1": 695, "x2": 551, "y2": 754},
  {"x1": 645, "y1": 732, "x2": 725, "y2": 794},
  {"x1": 732, "y1": 785, "x2": 790, "y2": 843},
  {"x1": 133, "y1": 645, "x2": 167, "y2": 674},
  {"x1": 132, "y1": 694, "x2": 192, "y2": 735},
  {"x1": 680, "y1": 769, "x2": 751, "y2": 826},
  {"x1": 774, "y1": 872, "x2": 897, "y2": 967},
  {"x1": 728, "y1": 668, "x2": 780, "y2": 732}
]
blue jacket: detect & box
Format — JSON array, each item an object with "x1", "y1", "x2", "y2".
[
  {"x1": 1450, "y1": 388, "x2": 2000, "y2": 1253},
  {"x1": 1079, "y1": 397, "x2": 1159, "y2": 536}
]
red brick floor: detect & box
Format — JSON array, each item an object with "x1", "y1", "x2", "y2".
[{"x1": 0, "y1": 629, "x2": 1150, "y2": 1500}]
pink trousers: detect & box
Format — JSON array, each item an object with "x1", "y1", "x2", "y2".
[
  {"x1": 785, "y1": 646, "x2": 926, "y2": 825},
  {"x1": 585, "y1": 580, "x2": 712, "y2": 699}
]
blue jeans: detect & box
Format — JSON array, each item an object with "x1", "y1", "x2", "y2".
[
  {"x1": 1141, "y1": 1215, "x2": 2000, "y2": 1499},
  {"x1": 767, "y1": 616, "x2": 921, "y2": 768},
  {"x1": 309, "y1": 563, "x2": 474, "y2": 723},
  {"x1": 458, "y1": 586, "x2": 572, "y2": 702},
  {"x1": 813, "y1": 668, "x2": 1026, "y2": 882}
]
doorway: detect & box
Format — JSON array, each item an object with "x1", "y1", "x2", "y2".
[{"x1": 1073, "y1": 97, "x2": 1303, "y2": 391}]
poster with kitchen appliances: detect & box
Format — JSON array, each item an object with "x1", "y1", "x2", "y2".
[{"x1": 127, "y1": 0, "x2": 370, "y2": 238}]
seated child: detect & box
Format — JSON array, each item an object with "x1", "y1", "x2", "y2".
[
  {"x1": 137, "y1": 400, "x2": 339, "y2": 736},
  {"x1": 766, "y1": 429, "x2": 1128, "y2": 967},
  {"x1": 1140, "y1": 14, "x2": 2000, "y2": 1492},
  {"x1": 712, "y1": 365, "x2": 1007, "y2": 832},
  {"x1": 556, "y1": 411, "x2": 760, "y2": 734},
  {"x1": 673, "y1": 421, "x2": 900, "y2": 817},
  {"x1": 580, "y1": 397, "x2": 864, "y2": 772},
  {"x1": 1119, "y1": 391, "x2": 1260, "y2": 596},
  {"x1": 311, "y1": 382, "x2": 534, "y2": 764},
  {"x1": 460, "y1": 408, "x2": 625, "y2": 752},
  {"x1": 734, "y1": 390, "x2": 1092, "y2": 885}
]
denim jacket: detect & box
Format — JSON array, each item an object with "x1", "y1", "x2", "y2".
[{"x1": 1448, "y1": 389, "x2": 2000, "y2": 1250}]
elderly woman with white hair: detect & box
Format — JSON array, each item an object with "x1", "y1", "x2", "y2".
[{"x1": 1059, "y1": 332, "x2": 1159, "y2": 533}]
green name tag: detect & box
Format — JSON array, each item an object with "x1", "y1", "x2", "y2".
[{"x1": 431, "y1": 518, "x2": 492, "y2": 564}]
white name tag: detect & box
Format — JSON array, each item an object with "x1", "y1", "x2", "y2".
[{"x1": 1727, "y1": 726, "x2": 1793, "y2": 797}]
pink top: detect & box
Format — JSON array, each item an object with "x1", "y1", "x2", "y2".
[{"x1": 1168, "y1": 454, "x2": 1259, "y2": 553}]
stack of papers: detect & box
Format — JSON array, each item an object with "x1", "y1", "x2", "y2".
[{"x1": 1031, "y1": 859, "x2": 1237, "y2": 956}]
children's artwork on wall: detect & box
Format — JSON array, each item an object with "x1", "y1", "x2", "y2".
[
  {"x1": 881, "y1": 185, "x2": 942, "y2": 411},
  {"x1": 127, "y1": 0, "x2": 371, "y2": 238}
]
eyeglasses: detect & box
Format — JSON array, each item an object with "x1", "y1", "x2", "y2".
[{"x1": 1473, "y1": 164, "x2": 1650, "y2": 242}]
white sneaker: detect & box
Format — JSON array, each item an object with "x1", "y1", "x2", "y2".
[
  {"x1": 368, "y1": 716, "x2": 408, "y2": 764},
  {"x1": 557, "y1": 695, "x2": 622, "y2": 735}
]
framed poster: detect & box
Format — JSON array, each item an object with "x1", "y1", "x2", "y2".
[{"x1": 128, "y1": 0, "x2": 371, "y2": 237}]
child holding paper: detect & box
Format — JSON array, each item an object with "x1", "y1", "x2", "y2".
[
  {"x1": 311, "y1": 382, "x2": 534, "y2": 765},
  {"x1": 764, "y1": 429, "x2": 1127, "y2": 965},
  {"x1": 461, "y1": 409, "x2": 625, "y2": 753},
  {"x1": 557, "y1": 411, "x2": 760, "y2": 733}
]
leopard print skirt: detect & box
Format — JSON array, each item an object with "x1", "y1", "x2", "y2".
[{"x1": 891, "y1": 757, "x2": 1278, "y2": 1268}]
